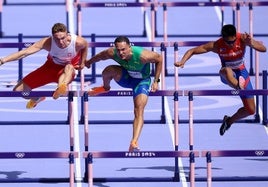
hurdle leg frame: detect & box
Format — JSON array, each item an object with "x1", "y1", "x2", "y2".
[
  {"x1": 83, "y1": 92, "x2": 90, "y2": 181},
  {"x1": 263, "y1": 70, "x2": 268, "y2": 125}
]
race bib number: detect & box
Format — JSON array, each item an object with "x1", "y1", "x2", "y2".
[{"x1": 128, "y1": 71, "x2": 143, "y2": 78}]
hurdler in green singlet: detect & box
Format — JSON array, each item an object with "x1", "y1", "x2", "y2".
[{"x1": 113, "y1": 46, "x2": 150, "y2": 79}]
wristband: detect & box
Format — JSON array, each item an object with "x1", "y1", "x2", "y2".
[{"x1": 154, "y1": 78, "x2": 160, "y2": 83}]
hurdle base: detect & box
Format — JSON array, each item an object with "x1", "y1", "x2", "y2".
[
  {"x1": 86, "y1": 119, "x2": 166, "y2": 125},
  {"x1": 0, "y1": 120, "x2": 69, "y2": 125},
  {"x1": 0, "y1": 177, "x2": 70, "y2": 183},
  {"x1": 92, "y1": 177, "x2": 177, "y2": 183},
  {"x1": 173, "y1": 172, "x2": 180, "y2": 181},
  {"x1": 0, "y1": 118, "x2": 261, "y2": 125},
  {"x1": 194, "y1": 176, "x2": 268, "y2": 182},
  {"x1": 177, "y1": 118, "x2": 261, "y2": 124},
  {"x1": 0, "y1": 31, "x2": 4, "y2": 38},
  {"x1": 83, "y1": 176, "x2": 268, "y2": 183}
]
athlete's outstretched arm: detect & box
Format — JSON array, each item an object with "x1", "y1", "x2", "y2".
[
  {"x1": 85, "y1": 47, "x2": 114, "y2": 68},
  {"x1": 0, "y1": 37, "x2": 49, "y2": 66},
  {"x1": 174, "y1": 41, "x2": 215, "y2": 68}
]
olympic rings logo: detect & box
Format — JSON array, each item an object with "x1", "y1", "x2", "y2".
[
  {"x1": 24, "y1": 43, "x2": 33, "y2": 47},
  {"x1": 231, "y1": 90, "x2": 240, "y2": 95},
  {"x1": 15, "y1": 152, "x2": 25, "y2": 158},
  {"x1": 255, "y1": 150, "x2": 265, "y2": 156},
  {"x1": 21, "y1": 91, "x2": 30, "y2": 96}
]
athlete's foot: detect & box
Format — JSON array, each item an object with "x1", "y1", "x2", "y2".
[
  {"x1": 53, "y1": 83, "x2": 67, "y2": 99},
  {"x1": 128, "y1": 141, "x2": 140, "y2": 152},
  {"x1": 238, "y1": 76, "x2": 245, "y2": 90},
  {"x1": 219, "y1": 115, "x2": 231, "y2": 136},
  {"x1": 26, "y1": 97, "x2": 46, "y2": 109},
  {"x1": 88, "y1": 86, "x2": 110, "y2": 96}
]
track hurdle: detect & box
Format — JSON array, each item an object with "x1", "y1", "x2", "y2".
[
  {"x1": 184, "y1": 88, "x2": 268, "y2": 123},
  {"x1": 160, "y1": 1, "x2": 268, "y2": 77},
  {"x1": 159, "y1": 1, "x2": 238, "y2": 39},
  {"x1": 82, "y1": 90, "x2": 184, "y2": 180},
  {"x1": 74, "y1": 1, "x2": 156, "y2": 39},
  {"x1": 0, "y1": 1, "x2": 69, "y2": 38},
  {"x1": 201, "y1": 149, "x2": 268, "y2": 187},
  {"x1": 0, "y1": 151, "x2": 78, "y2": 185},
  {"x1": 0, "y1": 91, "x2": 79, "y2": 185},
  {"x1": 0, "y1": 91, "x2": 76, "y2": 126},
  {"x1": 83, "y1": 150, "x2": 199, "y2": 187},
  {"x1": 0, "y1": 91, "x2": 77, "y2": 152},
  {"x1": 185, "y1": 88, "x2": 268, "y2": 152},
  {"x1": 0, "y1": 34, "x2": 34, "y2": 81}
]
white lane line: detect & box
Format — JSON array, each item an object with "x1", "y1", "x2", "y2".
[
  {"x1": 212, "y1": 0, "x2": 225, "y2": 25},
  {"x1": 71, "y1": 83, "x2": 83, "y2": 184},
  {"x1": 164, "y1": 97, "x2": 188, "y2": 187}
]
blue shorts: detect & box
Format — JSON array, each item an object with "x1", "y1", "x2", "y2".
[
  {"x1": 220, "y1": 68, "x2": 253, "y2": 99},
  {"x1": 116, "y1": 68, "x2": 151, "y2": 98}
]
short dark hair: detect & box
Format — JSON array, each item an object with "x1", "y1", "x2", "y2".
[
  {"x1": 221, "y1": 24, "x2": 236, "y2": 38},
  {"x1": 114, "y1": 36, "x2": 130, "y2": 45},
  {"x1": 51, "y1": 23, "x2": 67, "y2": 34}
]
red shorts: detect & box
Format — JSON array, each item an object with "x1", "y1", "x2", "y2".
[{"x1": 23, "y1": 56, "x2": 75, "y2": 89}]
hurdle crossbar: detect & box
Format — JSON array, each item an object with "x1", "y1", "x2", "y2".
[
  {"x1": 75, "y1": 2, "x2": 153, "y2": 8},
  {"x1": 160, "y1": 2, "x2": 238, "y2": 7},
  {"x1": 88, "y1": 41, "x2": 169, "y2": 48},
  {"x1": 84, "y1": 150, "x2": 198, "y2": 158},
  {"x1": 0, "y1": 151, "x2": 78, "y2": 159},
  {"x1": 185, "y1": 89, "x2": 268, "y2": 96},
  {"x1": 87, "y1": 90, "x2": 182, "y2": 97},
  {"x1": 201, "y1": 149, "x2": 268, "y2": 157}
]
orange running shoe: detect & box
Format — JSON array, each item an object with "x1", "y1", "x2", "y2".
[
  {"x1": 26, "y1": 97, "x2": 46, "y2": 109},
  {"x1": 128, "y1": 141, "x2": 140, "y2": 152},
  {"x1": 53, "y1": 84, "x2": 67, "y2": 99},
  {"x1": 88, "y1": 86, "x2": 110, "y2": 96}
]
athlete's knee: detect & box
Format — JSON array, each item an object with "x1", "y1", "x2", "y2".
[
  {"x1": 102, "y1": 65, "x2": 122, "y2": 80},
  {"x1": 103, "y1": 65, "x2": 120, "y2": 73},
  {"x1": 134, "y1": 105, "x2": 145, "y2": 118},
  {"x1": 65, "y1": 64, "x2": 75, "y2": 73},
  {"x1": 102, "y1": 65, "x2": 113, "y2": 73}
]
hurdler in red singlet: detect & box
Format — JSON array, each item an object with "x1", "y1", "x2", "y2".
[
  {"x1": 0, "y1": 23, "x2": 88, "y2": 108},
  {"x1": 216, "y1": 33, "x2": 252, "y2": 97},
  {"x1": 174, "y1": 24, "x2": 266, "y2": 136},
  {"x1": 23, "y1": 34, "x2": 81, "y2": 89}
]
